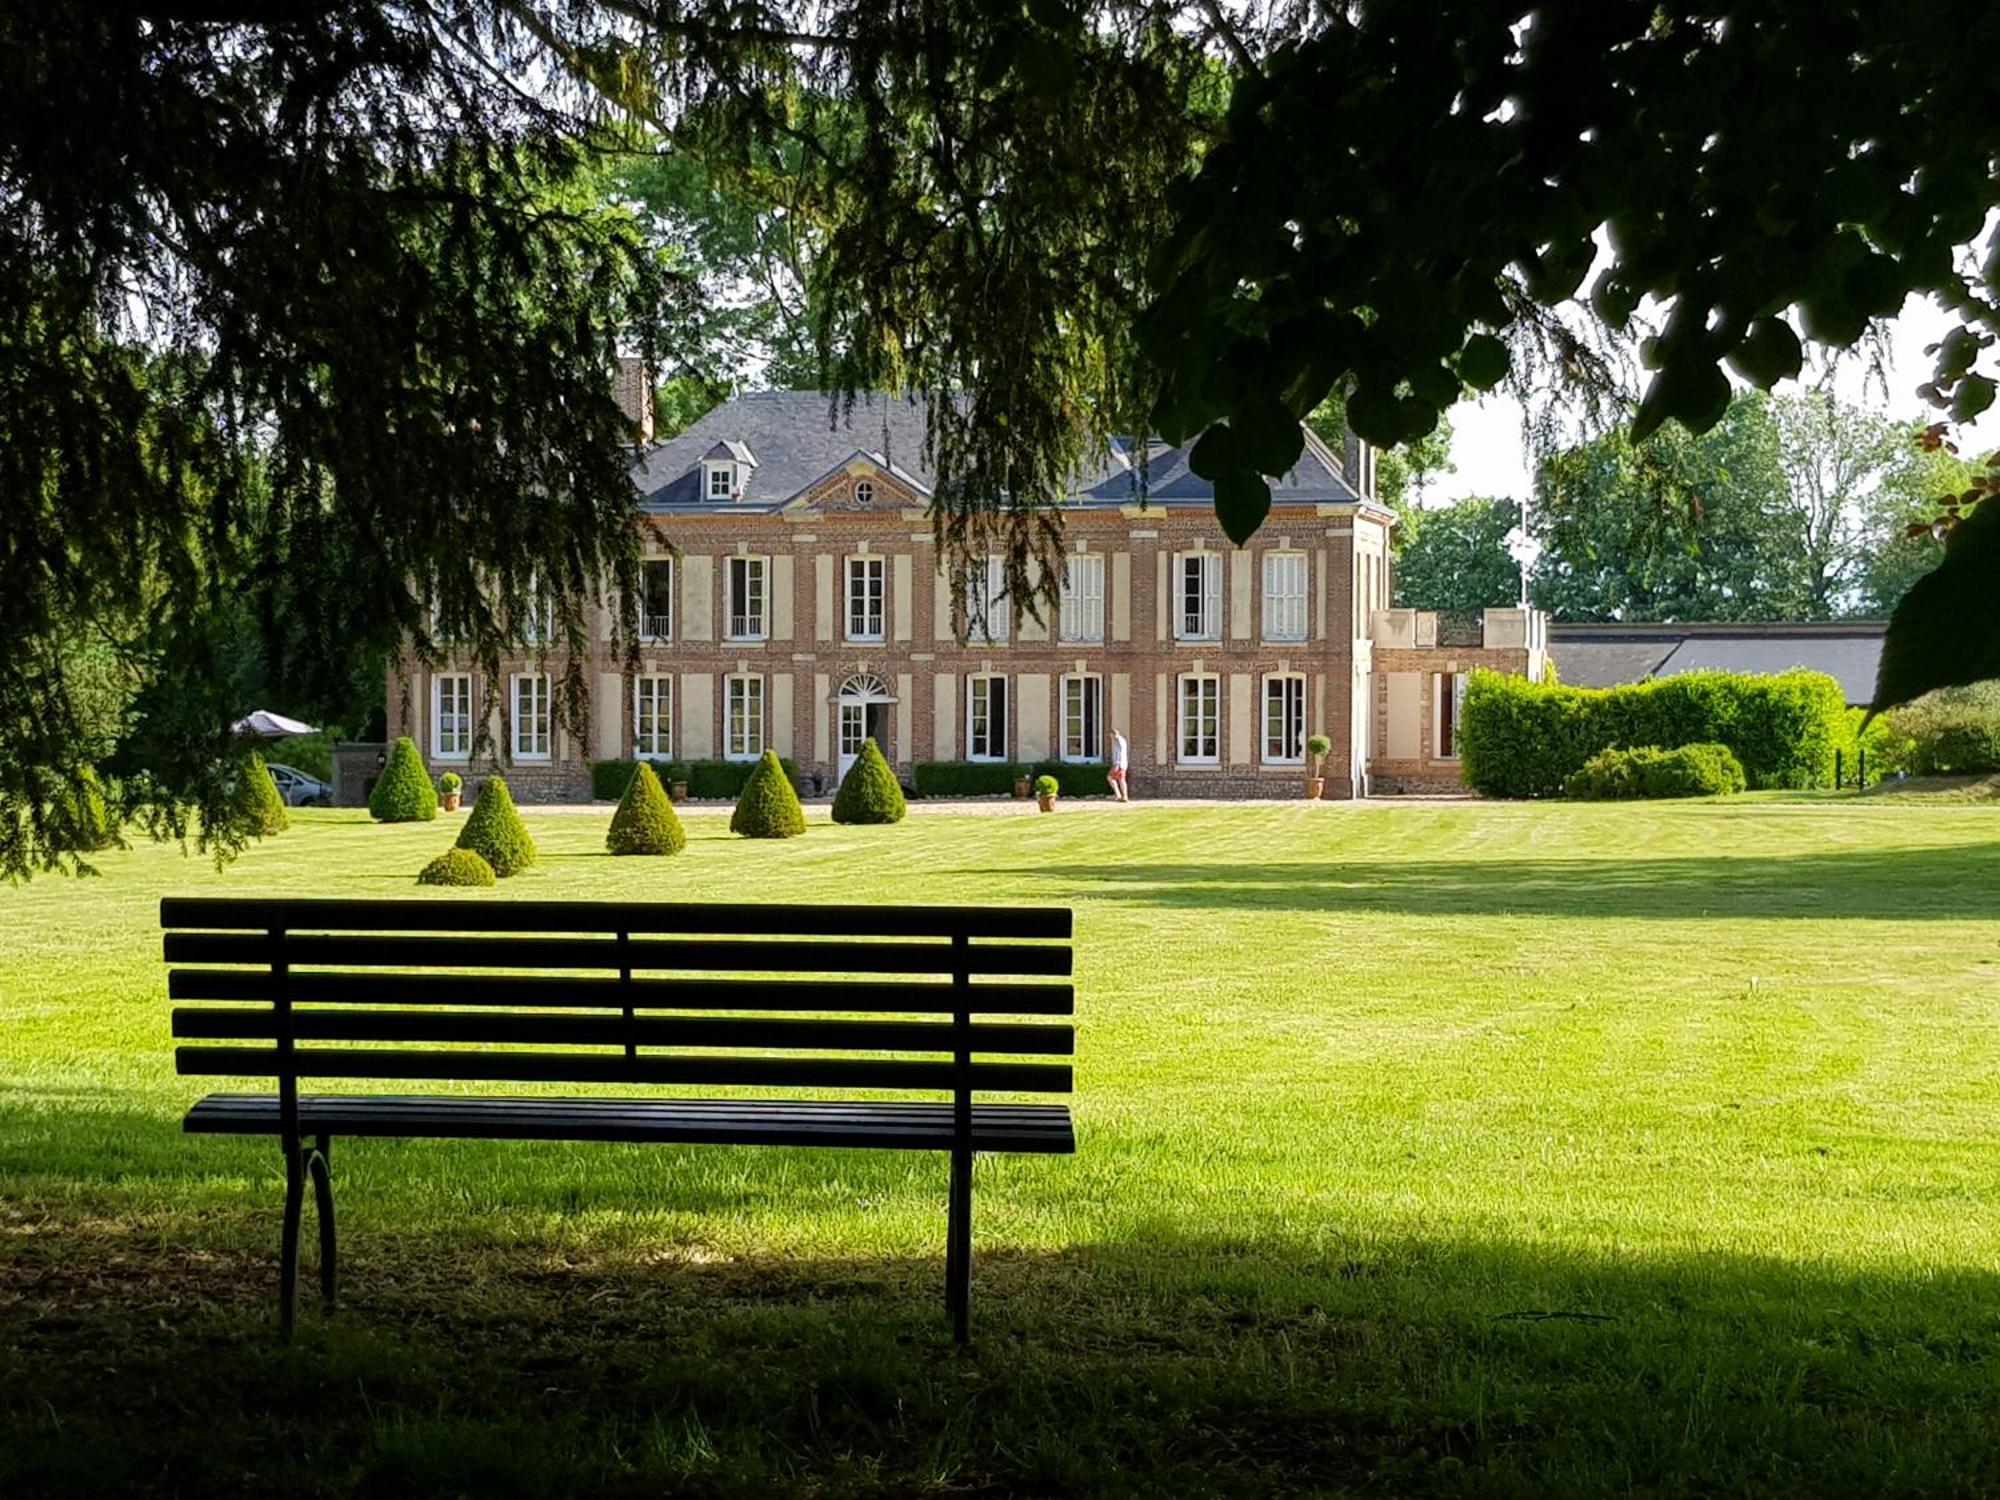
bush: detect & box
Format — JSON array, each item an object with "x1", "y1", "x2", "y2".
[
  {"x1": 1033, "y1": 773, "x2": 1059, "y2": 798},
  {"x1": 437, "y1": 770, "x2": 462, "y2": 796},
  {"x1": 369, "y1": 736, "x2": 438, "y2": 822},
  {"x1": 1031, "y1": 760, "x2": 1110, "y2": 797},
  {"x1": 606, "y1": 761, "x2": 687, "y2": 854},
  {"x1": 1563, "y1": 743, "x2": 1746, "y2": 800},
  {"x1": 416, "y1": 848, "x2": 497, "y2": 886},
  {"x1": 455, "y1": 775, "x2": 537, "y2": 875},
  {"x1": 237, "y1": 752, "x2": 289, "y2": 835},
  {"x1": 1886, "y1": 684, "x2": 2000, "y2": 777},
  {"x1": 1459, "y1": 668, "x2": 1846, "y2": 797},
  {"x1": 832, "y1": 739, "x2": 907, "y2": 824},
  {"x1": 912, "y1": 761, "x2": 1020, "y2": 797},
  {"x1": 730, "y1": 749, "x2": 807, "y2": 838}
]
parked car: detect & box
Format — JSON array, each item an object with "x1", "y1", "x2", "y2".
[{"x1": 265, "y1": 762, "x2": 333, "y2": 807}]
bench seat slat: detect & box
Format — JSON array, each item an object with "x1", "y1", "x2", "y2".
[
  {"x1": 168, "y1": 970, "x2": 1075, "y2": 1015},
  {"x1": 161, "y1": 898, "x2": 1071, "y2": 940},
  {"x1": 172, "y1": 1008, "x2": 1075, "y2": 1055},
  {"x1": 183, "y1": 1094, "x2": 1076, "y2": 1153},
  {"x1": 177, "y1": 1046, "x2": 1072, "y2": 1093},
  {"x1": 162, "y1": 933, "x2": 1072, "y2": 977}
]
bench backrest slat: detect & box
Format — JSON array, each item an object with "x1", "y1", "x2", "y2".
[
  {"x1": 172, "y1": 1008, "x2": 1076, "y2": 1055},
  {"x1": 159, "y1": 897, "x2": 1071, "y2": 940},
  {"x1": 162, "y1": 932, "x2": 1072, "y2": 977},
  {"x1": 175, "y1": 1046, "x2": 1071, "y2": 1093},
  {"x1": 163, "y1": 898, "x2": 1074, "y2": 1101},
  {"x1": 167, "y1": 970, "x2": 1074, "y2": 1014}
]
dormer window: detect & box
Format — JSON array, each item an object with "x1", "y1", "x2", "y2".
[{"x1": 700, "y1": 440, "x2": 757, "y2": 503}]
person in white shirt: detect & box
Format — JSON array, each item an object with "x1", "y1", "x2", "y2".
[{"x1": 1108, "y1": 728, "x2": 1130, "y2": 802}]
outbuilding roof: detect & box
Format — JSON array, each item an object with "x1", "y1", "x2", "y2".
[{"x1": 1548, "y1": 622, "x2": 1886, "y2": 706}]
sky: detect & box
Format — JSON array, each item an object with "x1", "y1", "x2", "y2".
[{"x1": 1430, "y1": 295, "x2": 1996, "y2": 507}]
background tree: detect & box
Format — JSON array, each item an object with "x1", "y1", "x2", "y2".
[{"x1": 1393, "y1": 498, "x2": 1524, "y2": 612}]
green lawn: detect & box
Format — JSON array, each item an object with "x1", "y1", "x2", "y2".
[{"x1": 4, "y1": 797, "x2": 2000, "y2": 1497}]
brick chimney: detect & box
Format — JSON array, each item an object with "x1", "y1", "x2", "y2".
[{"x1": 612, "y1": 356, "x2": 654, "y2": 446}]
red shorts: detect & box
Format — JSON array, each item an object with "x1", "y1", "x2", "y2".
[{"x1": 1108, "y1": 767, "x2": 1128, "y2": 783}]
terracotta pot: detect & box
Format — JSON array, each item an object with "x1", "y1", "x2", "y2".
[
  {"x1": 670, "y1": 780, "x2": 689, "y2": 804},
  {"x1": 1013, "y1": 776, "x2": 1031, "y2": 799},
  {"x1": 1037, "y1": 794, "x2": 1057, "y2": 813},
  {"x1": 1305, "y1": 778, "x2": 1324, "y2": 801},
  {"x1": 441, "y1": 792, "x2": 461, "y2": 812}
]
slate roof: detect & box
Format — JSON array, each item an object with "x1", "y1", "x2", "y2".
[
  {"x1": 628, "y1": 390, "x2": 1365, "y2": 513},
  {"x1": 1548, "y1": 622, "x2": 1886, "y2": 705}
]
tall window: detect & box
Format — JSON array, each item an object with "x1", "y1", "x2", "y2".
[
  {"x1": 1060, "y1": 554, "x2": 1105, "y2": 643},
  {"x1": 725, "y1": 675, "x2": 765, "y2": 760},
  {"x1": 432, "y1": 674, "x2": 471, "y2": 760},
  {"x1": 641, "y1": 559, "x2": 674, "y2": 641},
  {"x1": 511, "y1": 673, "x2": 550, "y2": 760},
  {"x1": 634, "y1": 675, "x2": 672, "y2": 759},
  {"x1": 1061, "y1": 675, "x2": 1103, "y2": 761},
  {"x1": 846, "y1": 555, "x2": 885, "y2": 641},
  {"x1": 1176, "y1": 553, "x2": 1221, "y2": 641},
  {"x1": 1263, "y1": 674, "x2": 1307, "y2": 763},
  {"x1": 519, "y1": 576, "x2": 553, "y2": 647},
  {"x1": 967, "y1": 675, "x2": 1009, "y2": 761},
  {"x1": 1178, "y1": 675, "x2": 1220, "y2": 764},
  {"x1": 963, "y1": 556, "x2": 1009, "y2": 644},
  {"x1": 1436, "y1": 672, "x2": 1467, "y2": 760},
  {"x1": 726, "y1": 556, "x2": 767, "y2": 640},
  {"x1": 1263, "y1": 552, "x2": 1307, "y2": 642}
]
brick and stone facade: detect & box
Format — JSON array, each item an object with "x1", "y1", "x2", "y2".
[{"x1": 386, "y1": 390, "x2": 1547, "y2": 800}]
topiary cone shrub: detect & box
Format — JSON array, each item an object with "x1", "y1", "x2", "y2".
[
  {"x1": 69, "y1": 766, "x2": 118, "y2": 851},
  {"x1": 238, "y1": 751, "x2": 289, "y2": 836},
  {"x1": 370, "y1": 736, "x2": 438, "y2": 822},
  {"x1": 455, "y1": 775, "x2": 537, "y2": 875},
  {"x1": 831, "y1": 740, "x2": 907, "y2": 825},
  {"x1": 730, "y1": 749, "x2": 807, "y2": 838},
  {"x1": 606, "y1": 761, "x2": 687, "y2": 855},
  {"x1": 416, "y1": 847, "x2": 496, "y2": 886}
]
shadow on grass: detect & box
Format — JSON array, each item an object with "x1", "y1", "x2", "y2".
[
  {"x1": 957, "y1": 843, "x2": 2000, "y2": 920},
  {"x1": 4, "y1": 1108, "x2": 1999, "y2": 1497}
]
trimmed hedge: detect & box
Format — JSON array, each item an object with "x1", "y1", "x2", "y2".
[
  {"x1": 730, "y1": 750, "x2": 807, "y2": 838},
  {"x1": 1564, "y1": 742, "x2": 1746, "y2": 800},
  {"x1": 912, "y1": 759, "x2": 1111, "y2": 798},
  {"x1": 606, "y1": 762, "x2": 687, "y2": 854},
  {"x1": 416, "y1": 848, "x2": 497, "y2": 886},
  {"x1": 455, "y1": 775, "x2": 537, "y2": 876},
  {"x1": 913, "y1": 761, "x2": 1018, "y2": 797},
  {"x1": 238, "y1": 752, "x2": 289, "y2": 836},
  {"x1": 370, "y1": 736, "x2": 438, "y2": 822},
  {"x1": 1459, "y1": 668, "x2": 1846, "y2": 797},
  {"x1": 832, "y1": 740, "x2": 907, "y2": 824},
  {"x1": 591, "y1": 757, "x2": 809, "y2": 801}
]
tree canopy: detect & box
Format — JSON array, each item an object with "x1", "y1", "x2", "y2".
[{"x1": 9, "y1": 0, "x2": 2000, "y2": 874}]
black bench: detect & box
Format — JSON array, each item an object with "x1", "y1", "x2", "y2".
[{"x1": 161, "y1": 897, "x2": 1075, "y2": 1340}]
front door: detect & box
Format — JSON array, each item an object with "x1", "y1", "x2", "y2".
[{"x1": 837, "y1": 698, "x2": 892, "y2": 784}]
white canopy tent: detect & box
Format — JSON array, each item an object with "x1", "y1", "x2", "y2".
[{"x1": 230, "y1": 709, "x2": 318, "y2": 739}]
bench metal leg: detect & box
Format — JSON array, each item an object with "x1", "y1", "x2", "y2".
[
  {"x1": 307, "y1": 1136, "x2": 336, "y2": 1310},
  {"x1": 278, "y1": 1138, "x2": 338, "y2": 1337},
  {"x1": 946, "y1": 1147, "x2": 973, "y2": 1344},
  {"x1": 279, "y1": 1146, "x2": 304, "y2": 1340}
]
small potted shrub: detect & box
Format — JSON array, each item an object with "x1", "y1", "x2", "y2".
[
  {"x1": 437, "y1": 770, "x2": 463, "y2": 812},
  {"x1": 1034, "y1": 773, "x2": 1059, "y2": 812},
  {"x1": 669, "y1": 775, "x2": 689, "y2": 804},
  {"x1": 1305, "y1": 733, "x2": 1332, "y2": 800},
  {"x1": 1012, "y1": 767, "x2": 1031, "y2": 799}
]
